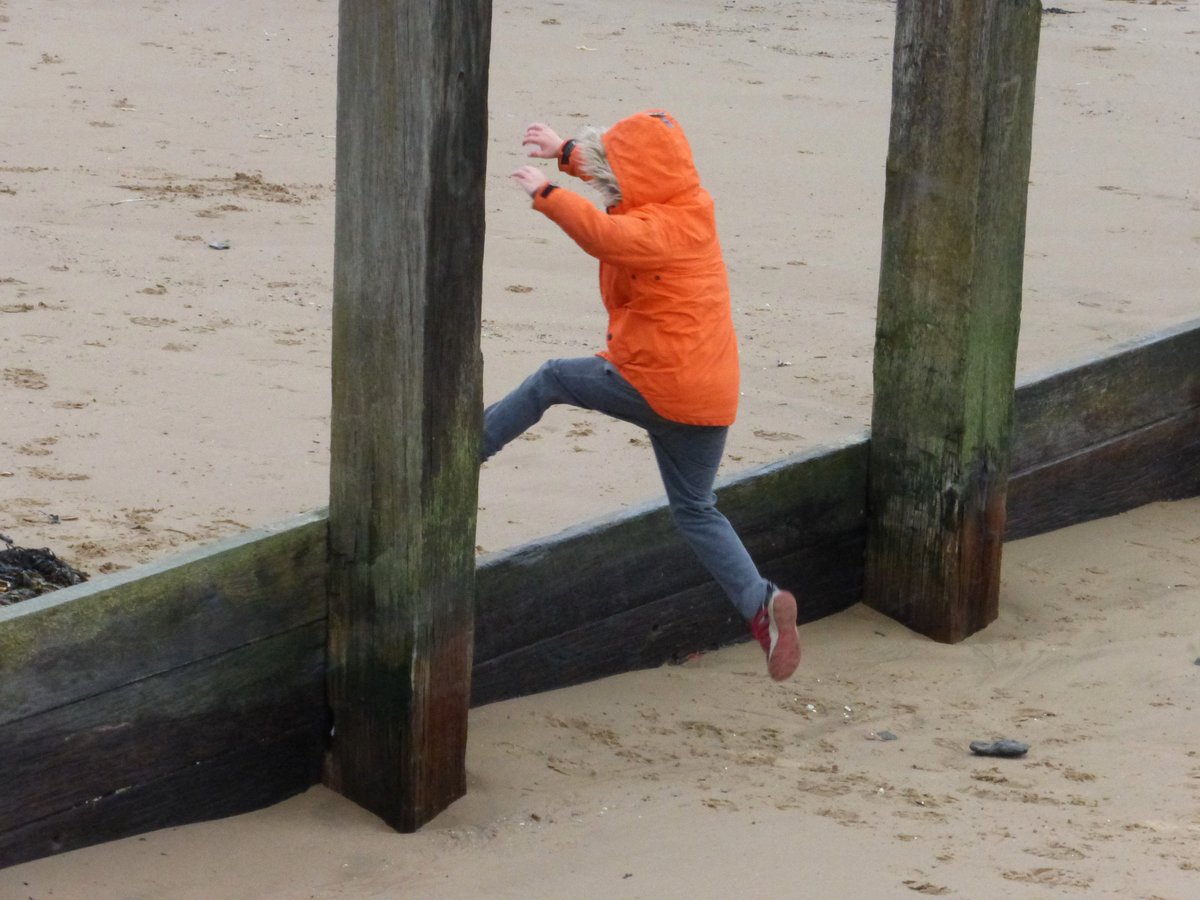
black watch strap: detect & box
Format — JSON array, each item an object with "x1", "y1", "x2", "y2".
[{"x1": 560, "y1": 139, "x2": 577, "y2": 166}]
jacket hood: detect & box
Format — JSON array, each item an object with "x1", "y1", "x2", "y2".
[{"x1": 580, "y1": 109, "x2": 702, "y2": 210}]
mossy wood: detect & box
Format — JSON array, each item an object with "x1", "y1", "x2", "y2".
[
  {"x1": 325, "y1": 0, "x2": 491, "y2": 832},
  {"x1": 0, "y1": 514, "x2": 328, "y2": 867},
  {"x1": 1, "y1": 320, "x2": 1196, "y2": 867},
  {"x1": 867, "y1": 0, "x2": 1043, "y2": 643}
]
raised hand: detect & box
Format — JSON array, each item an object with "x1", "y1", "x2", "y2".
[
  {"x1": 521, "y1": 122, "x2": 564, "y2": 159},
  {"x1": 511, "y1": 165, "x2": 549, "y2": 196}
]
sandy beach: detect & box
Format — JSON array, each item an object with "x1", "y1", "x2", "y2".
[
  {"x1": 3, "y1": 499, "x2": 1199, "y2": 897},
  {"x1": 2, "y1": 0, "x2": 1198, "y2": 896}
]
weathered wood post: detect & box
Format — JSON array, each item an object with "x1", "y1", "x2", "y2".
[
  {"x1": 865, "y1": 0, "x2": 1041, "y2": 642},
  {"x1": 326, "y1": 0, "x2": 491, "y2": 830}
]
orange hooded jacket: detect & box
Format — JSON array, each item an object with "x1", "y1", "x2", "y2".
[{"x1": 530, "y1": 109, "x2": 740, "y2": 427}]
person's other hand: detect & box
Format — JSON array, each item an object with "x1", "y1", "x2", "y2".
[
  {"x1": 522, "y1": 123, "x2": 563, "y2": 159},
  {"x1": 511, "y1": 165, "x2": 549, "y2": 197}
]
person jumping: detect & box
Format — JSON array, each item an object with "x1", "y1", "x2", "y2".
[{"x1": 487, "y1": 109, "x2": 801, "y2": 681}]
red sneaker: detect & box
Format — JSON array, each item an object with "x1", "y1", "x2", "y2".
[{"x1": 749, "y1": 589, "x2": 801, "y2": 681}]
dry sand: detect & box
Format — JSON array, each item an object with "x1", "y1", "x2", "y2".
[
  {"x1": 1, "y1": 0, "x2": 1198, "y2": 896},
  {"x1": 3, "y1": 499, "x2": 1199, "y2": 897}
]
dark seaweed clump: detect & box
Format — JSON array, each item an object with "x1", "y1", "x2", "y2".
[{"x1": 0, "y1": 534, "x2": 88, "y2": 606}]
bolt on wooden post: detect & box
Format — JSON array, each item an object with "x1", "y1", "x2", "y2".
[
  {"x1": 326, "y1": 0, "x2": 491, "y2": 830},
  {"x1": 866, "y1": 0, "x2": 1041, "y2": 642}
]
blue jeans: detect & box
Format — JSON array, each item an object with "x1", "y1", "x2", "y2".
[{"x1": 483, "y1": 357, "x2": 770, "y2": 620}]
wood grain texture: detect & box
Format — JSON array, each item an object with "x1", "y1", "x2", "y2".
[
  {"x1": 1008, "y1": 409, "x2": 1200, "y2": 540},
  {"x1": 325, "y1": 0, "x2": 491, "y2": 831},
  {"x1": 0, "y1": 512, "x2": 327, "y2": 725},
  {"x1": 0, "y1": 728, "x2": 322, "y2": 869},
  {"x1": 1, "y1": 623, "x2": 325, "y2": 826},
  {"x1": 0, "y1": 623, "x2": 326, "y2": 867},
  {"x1": 1012, "y1": 318, "x2": 1200, "y2": 472},
  {"x1": 866, "y1": 0, "x2": 1042, "y2": 642}
]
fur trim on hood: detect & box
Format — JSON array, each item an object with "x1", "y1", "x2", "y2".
[{"x1": 574, "y1": 125, "x2": 622, "y2": 208}]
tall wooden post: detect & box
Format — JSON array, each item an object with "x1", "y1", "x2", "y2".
[
  {"x1": 865, "y1": 0, "x2": 1041, "y2": 642},
  {"x1": 326, "y1": 0, "x2": 490, "y2": 830}
]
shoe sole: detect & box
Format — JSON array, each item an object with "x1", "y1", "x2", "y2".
[{"x1": 767, "y1": 590, "x2": 801, "y2": 681}]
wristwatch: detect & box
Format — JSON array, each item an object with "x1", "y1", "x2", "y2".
[{"x1": 560, "y1": 139, "x2": 577, "y2": 166}]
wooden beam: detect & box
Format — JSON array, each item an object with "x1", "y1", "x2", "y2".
[
  {"x1": 0, "y1": 728, "x2": 320, "y2": 869},
  {"x1": 1007, "y1": 319, "x2": 1200, "y2": 538},
  {"x1": 472, "y1": 441, "x2": 869, "y2": 705},
  {"x1": 1, "y1": 624, "x2": 325, "y2": 867},
  {"x1": 0, "y1": 512, "x2": 327, "y2": 724},
  {"x1": 0, "y1": 322, "x2": 1195, "y2": 868},
  {"x1": 1011, "y1": 318, "x2": 1200, "y2": 474},
  {"x1": 326, "y1": 0, "x2": 490, "y2": 831},
  {"x1": 1008, "y1": 409, "x2": 1200, "y2": 540},
  {"x1": 0, "y1": 515, "x2": 328, "y2": 868},
  {"x1": 866, "y1": 0, "x2": 1042, "y2": 643}
]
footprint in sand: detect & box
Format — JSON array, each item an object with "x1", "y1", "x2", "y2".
[
  {"x1": 752, "y1": 429, "x2": 801, "y2": 442},
  {"x1": 901, "y1": 880, "x2": 950, "y2": 895},
  {"x1": 1001, "y1": 867, "x2": 1092, "y2": 889},
  {"x1": 28, "y1": 467, "x2": 89, "y2": 482},
  {"x1": 3, "y1": 368, "x2": 48, "y2": 389},
  {"x1": 1023, "y1": 841, "x2": 1086, "y2": 862},
  {"x1": 18, "y1": 437, "x2": 57, "y2": 457}
]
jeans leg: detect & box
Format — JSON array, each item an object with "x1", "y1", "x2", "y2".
[
  {"x1": 648, "y1": 425, "x2": 771, "y2": 621},
  {"x1": 483, "y1": 357, "x2": 665, "y2": 461},
  {"x1": 485, "y1": 357, "x2": 769, "y2": 619}
]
